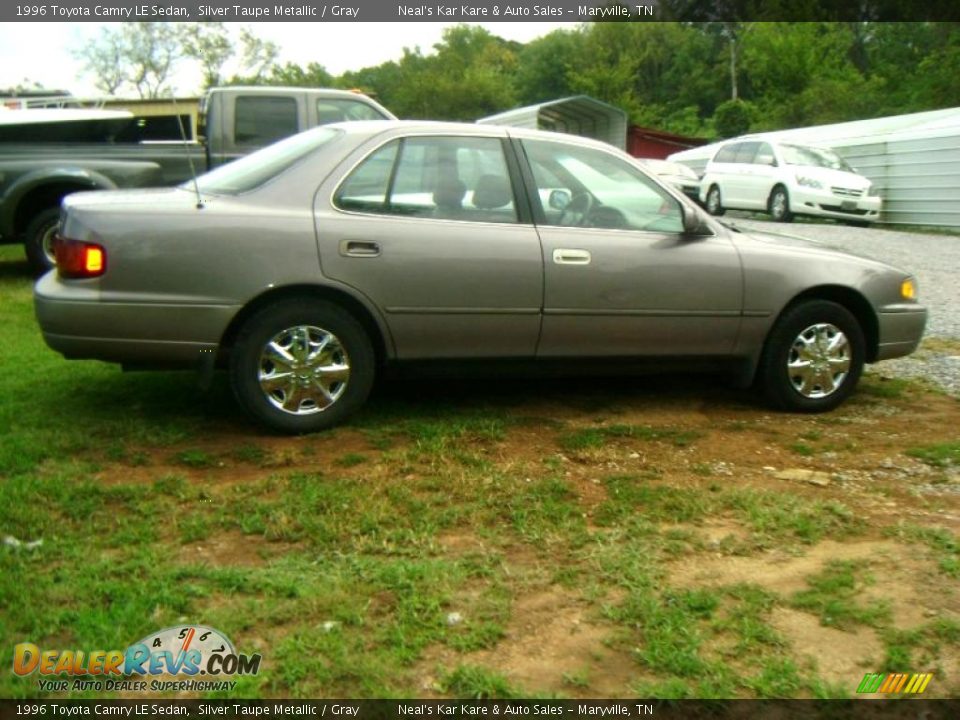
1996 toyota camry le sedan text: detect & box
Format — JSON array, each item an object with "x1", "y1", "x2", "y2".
[{"x1": 35, "y1": 121, "x2": 927, "y2": 433}]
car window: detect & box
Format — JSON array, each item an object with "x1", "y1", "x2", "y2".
[
  {"x1": 234, "y1": 96, "x2": 298, "y2": 146},
  {"x1": 335, "y1": 135, "x2": 518, "y2": 224},
  {"x1": 194, "y1": 127, "x2": 341, "y2": 195},
  {"x1": 316, "y1": 98, "x2": 388, "y2": 124},
  {"x1": 522, "y1": 139, "x2": 683, "y2": 233},
  {"x1": 734, "y1": 142, "x2": 761, "y2": 164},
  {"x1": 714, "y1": 144, "x2": 738, "y2": 163},
  {"x1": 779, "y1": 143, "x2": 854, "y2": 172},
  {"x1": 754, "y1": 143, "x2": 776, "y2": 166}
]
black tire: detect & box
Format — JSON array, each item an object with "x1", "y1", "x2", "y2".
[
  {"x1": 705, "y1": 185, "x2": 725, "y2": 216},
  {"x1": 24, "y1": 208, "x2": 61, "y2": 276},
  {"x1": 768, "y1": 185, "x2": 794, "y2": 223},
  {"x1": 758, "y1": 300, "x2": 865, "y2": 413},
  {"x1": 229, "y1": 299, "x2": 375, "y2": 433}
]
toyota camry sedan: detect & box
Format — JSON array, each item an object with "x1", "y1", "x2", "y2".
[{"x1": 35, "y1": 121, "x2": 927, "y2": 433}]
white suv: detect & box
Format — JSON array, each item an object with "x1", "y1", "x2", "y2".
[{"x1": 699, "y1": 139, "x2": 882, "y2": 224}]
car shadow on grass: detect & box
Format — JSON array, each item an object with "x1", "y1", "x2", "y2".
[
  {"x1": 358, "y1": 371, "x2": 754, "y2": 427},
  {"x1": 0, "y1": 253, "x2": 31, "y2": 279}
]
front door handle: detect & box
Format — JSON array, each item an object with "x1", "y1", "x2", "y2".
[
  {"x1": 340, "y1": 240, "x2": 381, "y2": 258},
  {"x1": 552, "y1": 248, "x2": 591, "y2": 265}
]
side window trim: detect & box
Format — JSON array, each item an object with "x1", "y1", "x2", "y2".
[
  {"x1": 384, "y1": 137, "x2": 405, "y2": 212},
  {"x1": 504, "y1": 137, "x2": 537, "y2": 225}
]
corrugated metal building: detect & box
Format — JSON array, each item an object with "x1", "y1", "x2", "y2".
[
  {"x1": 668, "y1": 107, "x2": 960, "y2": 229},
  {"x1": 478, "y1": 96, "x2": 628, "y2": 151}
]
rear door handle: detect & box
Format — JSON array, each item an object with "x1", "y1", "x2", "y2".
[
  {"x1": 340, "y1": 240, "x2": 381, "y2": 258},
  {"x1": 552, "y1": 248, "x2": 591, "y2": 265}
]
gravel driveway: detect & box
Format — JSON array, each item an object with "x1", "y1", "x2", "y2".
[{"x1": 729, "y1": 217, "x2": 960, "y2": 395}]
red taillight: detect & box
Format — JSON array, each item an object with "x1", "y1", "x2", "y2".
[{"x1": 54, "y1": 237, "x2": 107, "y2": 279}]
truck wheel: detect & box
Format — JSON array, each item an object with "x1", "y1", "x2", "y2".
[
  {"x1": 758, "y1": 300, "x2": 864, "y2": 412},
  {"x1": 229, "y1": 299, "x2": 375, "y2": 434},
  {"x1": 24, "y1": 208, "x2": 61, "y2": 276}
]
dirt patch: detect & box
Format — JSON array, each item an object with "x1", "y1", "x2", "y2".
[
  {"x1": 769, "y1": 607, "x2": 883, "y2": 677},
  {"x1": 668, "y1": 539, "x2": 932, "y2": 601},
  {"x1": 174, "y1": 529, "x2": 299, "y2": 568},
  {"x1": 417, "y1": 585, "x2": 639, "y2": 698}
]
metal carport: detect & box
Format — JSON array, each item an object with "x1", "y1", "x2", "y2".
[{"x1": 477, "y1": 96, "x2": 628, "y2": 151}]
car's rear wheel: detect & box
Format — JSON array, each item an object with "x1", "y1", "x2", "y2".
[
  {"x1": 705, "y1": 185, "x2": 725, "y2": 216},
  {"x1": 768, "y1": 186, "x2": 794, "y2": 222},
  {"x1": 229, "y1": 299, "x2": 375, "y2": 433},
  {"x1": 24, "y1": 208, "x2": 60, "y2": 276},
  {"x1": 758, "y1": 300, "x2": 864, "y2": 412}
]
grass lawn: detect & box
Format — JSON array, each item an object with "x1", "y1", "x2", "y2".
[{"x1": 1, "y1": 244, "x2": 958, "y2": 699}]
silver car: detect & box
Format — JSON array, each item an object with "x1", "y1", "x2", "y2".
[{"x1": 35, "y1": 121, "x2": 927, "y2": 433}]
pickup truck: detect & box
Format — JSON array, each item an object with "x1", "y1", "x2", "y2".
[{"x1": 0, "y1": 86, "x2": 395, "y2": 273}]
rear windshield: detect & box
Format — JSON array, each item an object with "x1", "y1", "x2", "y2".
[
  {"x1": 779, "y1": 143, "x2": 853, "y2": 172},
  {"x1": 192, "y1": 127, "x2": 341, "y2": 195}
]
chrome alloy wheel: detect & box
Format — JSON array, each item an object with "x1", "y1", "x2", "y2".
[
  {"x1": 258, "y1": 325, "x2": 351, "y2": 415},
  {"x1": 787, "y1": 323, "x2": 851, "y2": 399},
  {"x1": 771, "y1": 190, "x2": 788, "y2": 220}
]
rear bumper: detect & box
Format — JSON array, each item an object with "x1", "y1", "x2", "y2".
[
  {"x1": 35, "y1": 273, "x2": 235, "y2": 367},
  {"x1": 875, "y1": 306, "x2": 927, "y2": 361}
]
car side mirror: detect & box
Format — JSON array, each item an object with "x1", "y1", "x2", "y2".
[
  {"x1": 681, "y1": 203, "x2": 703, "y2": 235},
  {"x1": 549, "y1": 189, "x2": 571, "y2": 211}
]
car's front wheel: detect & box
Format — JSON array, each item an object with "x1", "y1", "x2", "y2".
[
  {"x1": 758, "y1": 300, "x2": 865, "y2": 412},
  {"x1": 705, "y1": 185, "x2": 725, "y2": 216},
  {"x1": 768, "y1": 186, "x2": 794, "y2": 222},
  {"x1": 229, "y1": 299, "x2": 375, "y2": 433}
]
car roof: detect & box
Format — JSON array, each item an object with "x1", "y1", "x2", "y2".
[{"x1": 325, "y1": 119, "x2": 626, "y2": 154}]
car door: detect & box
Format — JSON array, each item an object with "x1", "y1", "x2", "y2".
[
  {"x1": 728, "y1": 141, "x2": 763, "y2": 208},
  {"x1": 314, "y1": 132, "x2": 543, "y2": 360},
  {"x1": 745, "y1": 142, "x2": 778, "y2": 207},
  {"x1": 705, "y1": 142, "x2": 741, "y2": 208},
  {"x1": 517, "y1": 137, "x2": 743, "y2": 358}
]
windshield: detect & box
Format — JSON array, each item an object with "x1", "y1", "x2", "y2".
[
  {"x1": 191, "y1": 127, "x2": 341, "y2": 195},
  {"x1": 779, "y1": 143, "x2": 853, "y2": 172}
]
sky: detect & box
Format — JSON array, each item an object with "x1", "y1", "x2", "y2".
[{"x1": 0, "y1": 22, "x2": 571, "y2": 97}]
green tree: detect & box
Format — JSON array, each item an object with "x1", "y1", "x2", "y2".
[
  {"x1": 73, "y1": 26, "x2": 127, "y2": 95},
  {"x1": 76, "y1": 23, "x2": 180, "y2": 98},
  {"x1": 179, "y1": 23, "x2": 233, "y2": 90},
  {"x1": 261, "y1": 62, "x2": 334, "y2": 88},
  {"x1": 514, "y1": 28, "x2": 583, "y2": 105},
  {"x1": 714, "y1": 99, "x2": 754, "y2": 137}
]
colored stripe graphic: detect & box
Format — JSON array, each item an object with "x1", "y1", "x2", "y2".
[
  {"x1": 858, "y1": 672, "x2": 932, "y2": 694},
  {"x1": 857, "y1": 673, "x2": 885, "y2": 693}
]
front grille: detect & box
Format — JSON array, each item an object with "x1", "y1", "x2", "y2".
[{"x1": 831, "y1": 187, "x2": 863, "y2": 198}]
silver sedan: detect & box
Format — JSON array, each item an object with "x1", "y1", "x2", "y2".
[{"x1": 35, "y1": 121, "x2": 927, "y2": 433}]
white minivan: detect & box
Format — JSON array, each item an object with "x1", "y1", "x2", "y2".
[{"x1": 699, "y1": 139, "x2": 882, "y2": 224}]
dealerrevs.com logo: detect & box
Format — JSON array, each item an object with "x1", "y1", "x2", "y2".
[{"x1": 13, "y1": 625, "x2": 261, "y2": 692}]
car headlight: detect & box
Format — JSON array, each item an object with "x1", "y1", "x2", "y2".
[
  {"x1": 868, "y1": 185, "x2": 881, "y2": 197},
  {"x1": 796, "y1": 176, "x2": 823, "y2": 189},
  {"x1": 901, "y1": 277, "x2": 917, "y2": 301}
]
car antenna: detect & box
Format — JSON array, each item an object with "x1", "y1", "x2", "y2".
[{"x1": 169, "y1": 93, "x2": 205, "y2": 209}]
